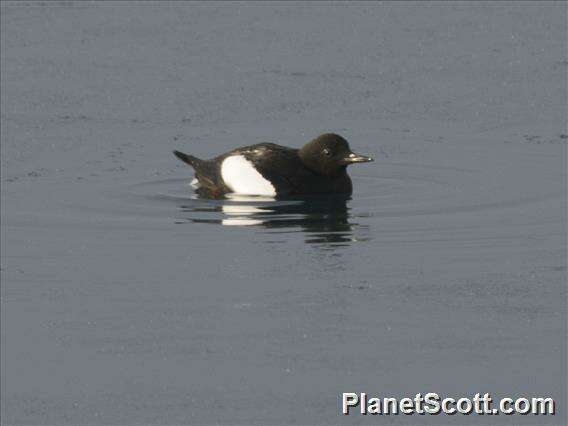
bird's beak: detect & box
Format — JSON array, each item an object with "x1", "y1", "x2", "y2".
[{"x1": 342, "y1": 152, "x2": 374, "y2": 164}]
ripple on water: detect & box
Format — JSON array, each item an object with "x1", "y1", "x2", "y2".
[
  {"x1": 127, "y1": 177, "x2": 363, "y2": 245},
  {"x1": 119, "y1": 158, "x2": 562, "y2": 248}
]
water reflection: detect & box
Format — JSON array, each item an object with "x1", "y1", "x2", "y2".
[{"x1": 176, "y1": 192, "x2": 364, "y2": 247}]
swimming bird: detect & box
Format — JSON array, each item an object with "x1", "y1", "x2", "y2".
[{"x1": 173, "y1": 133, "x2": 373, "y2": 197}]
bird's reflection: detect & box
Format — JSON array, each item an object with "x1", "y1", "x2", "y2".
[{"x1": 176, "y1": 189, "x2": 361, "y2": 247}]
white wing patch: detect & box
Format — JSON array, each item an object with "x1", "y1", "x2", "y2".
[{"x1": 220, "y1": 155, "x2": 276, "y2": 196}]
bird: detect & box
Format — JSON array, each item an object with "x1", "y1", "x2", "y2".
[{"x1": 173, "y1": 133, "x2": 373, "y2": 197}]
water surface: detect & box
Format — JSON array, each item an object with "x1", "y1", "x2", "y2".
[{"x1": 1, "y1": 3, "x2": 566, "y2": 425}]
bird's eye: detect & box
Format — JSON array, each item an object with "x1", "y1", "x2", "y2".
[{"x1": 322, "y1": 148, "x2": 331, "y2": 156}]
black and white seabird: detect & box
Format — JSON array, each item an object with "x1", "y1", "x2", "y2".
[{"x1": 173, "y1": 133, "x2": 373, "y2": 197}]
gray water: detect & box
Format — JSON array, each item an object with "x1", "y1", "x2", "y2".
[{"x1": 1, "y1": 3, "x2": 566, "y2": 425}]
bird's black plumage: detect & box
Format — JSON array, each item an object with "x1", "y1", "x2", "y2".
[{"x1": 173, "y1": 133, "x2": 373, "y2": 197}]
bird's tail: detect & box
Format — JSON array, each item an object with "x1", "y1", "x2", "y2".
[{"x1": 173, "y1": 150, "x2": 204, "y2": 170}]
